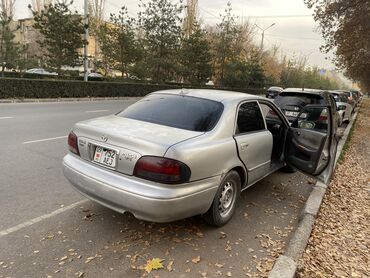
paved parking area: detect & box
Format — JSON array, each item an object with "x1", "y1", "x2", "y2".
[{"x1": 0, "y1": 100, "x2": 316, "y2": 277}]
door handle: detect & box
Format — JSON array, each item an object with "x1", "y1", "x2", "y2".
[{"x1": 240, "y1": 143, "x2": 249, "y2": 150}]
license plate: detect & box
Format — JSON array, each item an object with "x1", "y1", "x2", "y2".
[
  {"x1": 93, "y1": 146, "x2": 117, "y2": 168},
  {"x1": 285, "y1": 111, "x2": 299, "y2": 117}
]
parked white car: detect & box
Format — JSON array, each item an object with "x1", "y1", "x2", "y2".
[
  {"x1": 331, "y1": 91, "x2": 353, "y2": 125},
  {"x1": 25, "y1": 68, "x2": 58, "y2": 76}
]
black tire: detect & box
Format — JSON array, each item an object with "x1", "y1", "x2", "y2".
[
  {"x1": 280, "y1": 165, "x2": 297, "y2": 173},
  {"x1": 203, "y1": 170, "x2": 241, "y2": 227}
]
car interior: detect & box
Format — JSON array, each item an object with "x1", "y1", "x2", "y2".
[
  {"x1": 235, "y1": 100, "x2": 332, "y2": 177},
  {"x1": 258, "y1": 101, "x2": 288, "y2": 162},
  {"x1": 259, "y1": 101, "x2": 331, "y2": 175}
]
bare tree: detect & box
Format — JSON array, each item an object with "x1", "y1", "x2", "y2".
[
  {"x1": 234, "y1": 19, "x2": 256, "y2": 59},
  {"x1": 1, "y1": 0, "x2": 16, "y2": 18},
  {"x1": 89, "y1": 0, "x2": 105, "y2": 70},
  {"x1": 32, "y1": 0, "x2": 53, "y2": 13}
]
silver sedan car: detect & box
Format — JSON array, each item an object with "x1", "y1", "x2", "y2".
[
  {"x1": 63, "y1": 89, "x2": 337, "y2": 226},
  {"x1": 331, "y1": 91, "x2": 353, "y2": 125}
]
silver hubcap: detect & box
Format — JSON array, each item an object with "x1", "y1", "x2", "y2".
[{"x1": 218, "y1": 181, "x2": 236, "y2": 218}]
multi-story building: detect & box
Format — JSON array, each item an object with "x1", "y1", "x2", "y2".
[{"x1": 13, "y1": 17, "x2": 100, "y2": 72}]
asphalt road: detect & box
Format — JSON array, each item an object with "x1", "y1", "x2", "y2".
[{"x1": 0, "y1": 100, "x2": 314, "y2": 278}]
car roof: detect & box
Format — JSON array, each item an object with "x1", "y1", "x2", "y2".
[
  {"x1": 151, "y1": 89, "x2": 264, "y2": 103},
  {"x1": 330, "y1": 90, "x2": 347, "y2": 95},
  {"x1": 281, "y1": 88, "x2": 335, "y2": 100},
  {"x1": 282, "y1": 88, "x2": 328, "y2": 94},
  {"x1": 268, "y1": 86, "x2": 283, "y2": 90}
]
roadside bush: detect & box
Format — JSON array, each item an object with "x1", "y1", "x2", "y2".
[
  {"x1": 0, "y1": 78, "x2": 263, "y2": 99},
  {"x1": 1, "y1": 71, "x2": 21, "y2": 78}
]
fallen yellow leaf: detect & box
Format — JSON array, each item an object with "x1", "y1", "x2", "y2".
[
  {"x1": 145, "y1": 258, "x2": 164, "y2": 273},
  {"x1": 191, "y1": 255, "x2": 201, "y2": 264}
]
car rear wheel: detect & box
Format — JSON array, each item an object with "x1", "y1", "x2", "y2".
[{"x1": 203, "y1": 170, "x2": 241, "y2": 226}]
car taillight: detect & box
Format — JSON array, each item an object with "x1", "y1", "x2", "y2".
[
  {"x1": 319, "y1": 115, "x2": 328, "y2": 122},
  {"x1": 133, "y1": 156, "x2": 191, "y2": 184},
  {"x1": 68, "y1": 131, "x2": 79, "y2": 155}
]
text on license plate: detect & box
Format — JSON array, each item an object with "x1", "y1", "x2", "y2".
[
  {"x1": 93, "y1": 146, "x2": 117, "y2": 167},
  {"x1": 285, "y1": 111, "x2": 307, "y2": 118},
  {"x1": 285, "y1": 111, "x2": 299, "y2": 117}
]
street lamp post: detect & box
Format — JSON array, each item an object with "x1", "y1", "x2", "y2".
[
  {"x1": 255, "y1": 23, "x2": 275, "y2": 57},
  {"x1": 83, "y1": 0, "x2": 89, "y2": 82}
]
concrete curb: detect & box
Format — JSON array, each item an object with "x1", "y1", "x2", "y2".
[
  {"x1": 0, "y1": 97, "x2": 142, "y2": 103},
  {"x1": 269, "y1": 105, "x2": 361, "y2": 278}
]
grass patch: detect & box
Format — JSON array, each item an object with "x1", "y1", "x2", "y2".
[{"x1": 338, "y1": 115, "x2": 357, "y2": 164}]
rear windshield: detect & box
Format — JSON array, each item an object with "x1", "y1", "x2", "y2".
[
  {"x1": 275, "y1": 92, "x2": 326, "y2": 106},
  {"x1": 118, "y1": 94, "x2": 224, "y2": 132}
]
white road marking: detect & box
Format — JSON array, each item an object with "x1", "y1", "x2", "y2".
[
  {"x1": 85, "y1": 109, "x2": 109, "y2": 113},
  {"x1": 23, "y1": 135, "x2": 67, "y2": 144},
  {"x1": 0, "y1": 199, "x2": 88, "y2": 237},
  {"x1": 0, "y1": 116, "x2": 13, "y2": 120}
]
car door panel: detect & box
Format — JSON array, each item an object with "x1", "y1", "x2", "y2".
[
  {"x1": 285, "y1": 128, "x2": 328, "y2": 175},
  {"x1": 284, "y1": 105, "x2": 337, "y2": 184},
  {"x1": 233, "y1": 101, "x2": 273, "y2": 186},
  {"x1": 235, "y1": 131, "x2": 273, "y2": 185}
]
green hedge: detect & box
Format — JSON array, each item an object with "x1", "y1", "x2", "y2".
[{"x1": 0, "y1": 78, "x2": 263, "y2": 99}]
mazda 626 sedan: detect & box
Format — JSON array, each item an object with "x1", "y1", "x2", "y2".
[{"x1": 63, "y1": 89, "x2": 337, "y2": 226}]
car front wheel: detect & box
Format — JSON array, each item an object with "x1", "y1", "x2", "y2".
[{"x1": 204, "y1": 170, "x2": 241, "y2": 226}]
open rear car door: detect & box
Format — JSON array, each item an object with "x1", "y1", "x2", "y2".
[{"x1": 284, "y1": 105, "x2": 338, "y2": 184}]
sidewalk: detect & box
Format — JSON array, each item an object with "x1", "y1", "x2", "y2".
[{"x1": 297, "y1": 99, "x2": 370, "y2": 277}]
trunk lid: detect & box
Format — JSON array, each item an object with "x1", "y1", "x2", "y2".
[{"x1": 73, "y1": 115, "x2": 203, "y2": 175}]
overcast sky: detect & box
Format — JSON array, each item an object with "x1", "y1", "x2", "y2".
[{"x1": 15, "y1": 0, "x2": 336, "y2": 69}]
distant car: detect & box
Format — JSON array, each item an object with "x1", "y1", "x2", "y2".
[
  {"x1": 88, "y1": 72, "x2": 104, "y2": 81},
  {"x1": 63, "y1": 89, "x2": 337, "y2": 226},
  {"x1": 205, "y1": 80, "x2": 215, "y2": 86},
  {"x1": 330, "y1": 91, "x2": 353, "y2": 125},
  {"x1": 265, "y1": 86, "x2": 283, "y2": 99},
  {"x1": 336, "y1": 90, "x2": 356, "y2": 108},
  {"x1": 78, "y1": 72, "x2": 105, "y2": 81},
  {"x1": 274, "y1": 88, "x2": 339, "y2": 126},
  {"x1": 350, "y1": 90, "x2": 361, "y2": 106},
  {"x1": 88, "y1": 72, "x2": 103, "y2": 77},
  {"x1": 25, "y1": 68, "x2": 58, "y2": 76}
]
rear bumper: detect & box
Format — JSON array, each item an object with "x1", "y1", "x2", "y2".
[{"x1": 62, "y1": 154, "x2": 220, "y2": 222}]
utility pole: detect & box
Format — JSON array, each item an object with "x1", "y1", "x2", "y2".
[
  {"x1": 183, "y1": 0, "x2": 198, "y2": 38},
  {"x1": 83, "y1": 0, "x2": 89, "y2": 82},
  {"x1": 255, "y1": 23, "x2": 275, "y2": 58}
]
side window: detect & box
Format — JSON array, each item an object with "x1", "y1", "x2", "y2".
[
  {"x1": 236, "y1": 102, "x2": 265, "y2": 134},
  {"x1": 259, "y1": 103, "x2": 282, "y2": 122}
]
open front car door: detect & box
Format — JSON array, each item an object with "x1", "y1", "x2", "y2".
[{"x1": 284, "y1": 105, "x2": 338, "y2": 184}]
